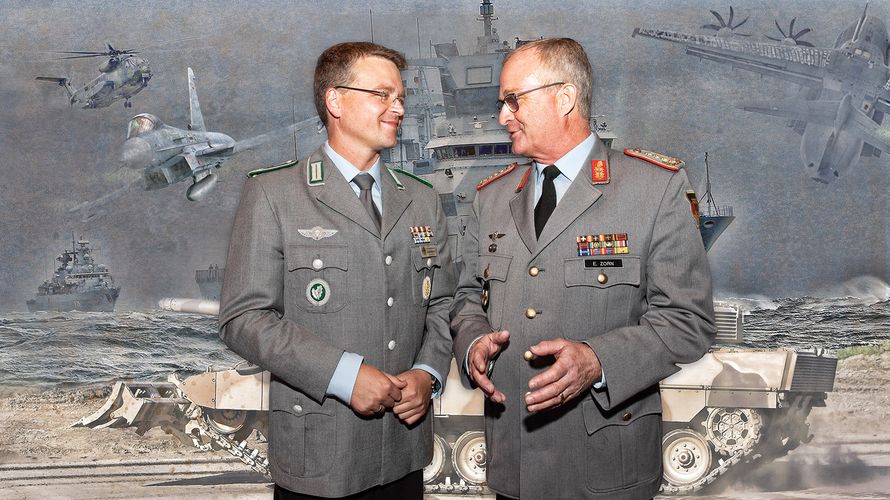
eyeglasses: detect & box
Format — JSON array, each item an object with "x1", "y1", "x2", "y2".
[
  {"x1": 335, "y1": 85, "x2": 405, "y2": 107},
  {"x1": 496, "y1": 82, "x2": 565, "y2": 112}
]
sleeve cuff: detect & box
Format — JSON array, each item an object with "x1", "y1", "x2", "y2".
[
  {"x1": 325, "y1": 351, "x2": 364, "y2": 403},
  {"x1": 412, "y1": 363, "x2": 444, "y2": 398}
]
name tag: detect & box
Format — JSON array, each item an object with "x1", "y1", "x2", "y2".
[{"x1": 585, "y1": 259, "x2": 623, "y2": 268}]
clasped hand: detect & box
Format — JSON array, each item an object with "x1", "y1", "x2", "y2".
[{"x1": 350, "y1": 364, "x2": 433, "y2": 425}]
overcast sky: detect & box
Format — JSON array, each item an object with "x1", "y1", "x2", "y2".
[{"x1": 1, "y1": 0, "x2": 887, "y2": 309}]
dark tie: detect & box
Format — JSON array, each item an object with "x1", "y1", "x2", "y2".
[
  {"x1": 352, "y1": 173, "x2": 381, "y2": 233},
  {"x1": 534, "y1": 164, "x2": 560, "y2": 238}
]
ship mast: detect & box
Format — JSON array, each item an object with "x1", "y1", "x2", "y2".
[{"x1": 703, "y1": 152, "x2": 719, "y2": 216}]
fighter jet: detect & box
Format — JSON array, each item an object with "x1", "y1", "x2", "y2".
[
  {"x1": 120, "y1": 67, "x2": 323, "y2": 200},
  {"x1": 633, "y1": 5, "x2": 890, "y2": 184}
]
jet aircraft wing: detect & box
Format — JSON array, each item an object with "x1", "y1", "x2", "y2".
[{"x1": 632, "y1": 28, "x2": 830, "y2": 89}]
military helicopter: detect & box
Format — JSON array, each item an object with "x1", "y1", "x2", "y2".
[
  {"x1": 120, "y1": 67, "x2": 323, "y2": 200},
  {"x1": 36, "y1": 41, "x2": 151, "y2": 109},
  {"x1": 633, "y1": 4, "x2": 890, "y2": 184}
]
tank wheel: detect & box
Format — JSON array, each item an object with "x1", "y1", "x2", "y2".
[
  {"x1": 662, "y1": 428, "x2": 712, "y2": 487},
  {"x1": 203, "y1": 408, "x2": 248, "y2": 435},
  {"x1": 423, "y1": 434, "x2": 450, "y2": 484},
  {"x1": 705, "y1": 407, "x2": 762, "y2": 455},
  {"x1": 451, "y1": 431, "x2": 487, "y2": 485}
]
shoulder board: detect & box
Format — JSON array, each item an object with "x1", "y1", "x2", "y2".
[
  {"x1": 247, "y1": 159, "x2": 298, "y2": 178},
  {"x1": 390, "y1": 168, "x2": 433, "y2": 188},
  {"x1": 477, "y1": 162, "x2": 518, "y2": 191},
  {"x1": 624, "y1": 148, "x2": 684, "y2": 171}
]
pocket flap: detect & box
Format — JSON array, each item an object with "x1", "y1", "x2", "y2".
[
  {"x1": 477, "y1": 254, "x2": 512, "y2": 282},
  {"x1": 565, "y1": 256, "x2": 640, "y2": 288},
  {"x1": 272, "y1": 393, "x2": 335, "y2": 417},
  {"x1": 287, "y1": 244, "x2": 348, "y2": 272},
  {"x1": 412, "y1": 248, "x2": 441, "y2": 271},
  {"x1": 582, "y1": 393, "x2": 661, "y2": 435}
]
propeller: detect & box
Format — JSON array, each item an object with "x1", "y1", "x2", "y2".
[
  {"x1": 51, "y1": 41, "x2": 138, "y2": 60},
  {"x1": 765, "y1": 18, "x2": 815, "y2": 47},
  {"x1": 701, "y1": 6, "x2": 751, "y2": 37}
]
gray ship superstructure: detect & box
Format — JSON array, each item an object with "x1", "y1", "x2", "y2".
[
  {"x1": 195, "y1": 264, "x2": 224, "y2": 301},
  {"x1": 27, "y1": 237, "x2": 120, "y2": 312},
  {"x1": 386, "y1": 0, "x2": 615, "y2": 257}
]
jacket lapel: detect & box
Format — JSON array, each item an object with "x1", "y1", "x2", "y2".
[
  {"x1": 380, "y1": 168, "x2": 412, "y2": 240},
  {"x1": 509, "y1": 165, "x2": 537, "y2": 253},
  {"x1": 313, "y1": 150, "x2": 380, "y2": 237}
]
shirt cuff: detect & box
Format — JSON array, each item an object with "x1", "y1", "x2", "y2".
[
  {"x1": 326, "y1": 351, "x2": 364, "y2": 403},
  {"x1": 411, "y1": 363, "x2": 444, "y2": 398},
  {"x1": 579, "y1": 341, "x2": 607, "y2": 390}
]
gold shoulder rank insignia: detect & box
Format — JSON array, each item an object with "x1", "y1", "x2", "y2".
[
  {"x1": 624, "y1": 148, "x2": 684, "y2": 171},
  {"x1": 477, "y1": 162, "x2": 518, "y2": 191},
  {"x1": 247, "y1": 159, "x2": 298, "y2": 178}
]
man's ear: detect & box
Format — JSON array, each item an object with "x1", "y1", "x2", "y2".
[
  {"x1": 557, "y1": 83, "x2": 578, "y2": 118},
  {"x1": 325, "y1": 87, "x2": 342, "y2": 120}
]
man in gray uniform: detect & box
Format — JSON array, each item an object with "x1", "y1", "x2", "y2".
[
  {"x1": 219, "y1": 42, "x2": 454, "y2": 499},
  {"x1": 451, "y1": 38, "x2": 716, "y2": 499}
]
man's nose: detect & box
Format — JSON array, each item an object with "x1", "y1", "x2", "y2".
[{"x1": 498, "y1": 103, "x2": 512, "y2": 126}]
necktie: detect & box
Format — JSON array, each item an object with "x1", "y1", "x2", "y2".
[
  {"x1": 534, "y1": 164, "x2": 560, "y2": 238},
  {"x1": 352, "y1": 173, "x2": 381, "y2": 233}
]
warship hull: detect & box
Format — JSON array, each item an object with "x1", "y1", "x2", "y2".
[{"x1": 26, "y1": 288, "x2": 119, "y2": 313}]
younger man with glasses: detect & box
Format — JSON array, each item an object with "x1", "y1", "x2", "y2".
[
  {"x1": 452, "y1": 38, "x2": 716, "y2": 498},
  {"x1": 220, "y1": 42, "x2": 455, "y2": 499}
]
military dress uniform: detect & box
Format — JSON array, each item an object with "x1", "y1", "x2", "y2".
[
  {"x1": 219, "y1": 147, "x2": 455, "y2": 497},
  {"x1": 451, "y1": 135, "x2": 716, "y2": 499}
]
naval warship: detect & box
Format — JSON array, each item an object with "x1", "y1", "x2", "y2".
[
  {"x1": 386, "y1": 0, "x2": 616, "y2": 260},
  {"x1": 195, "y1": 264, "x2": 224, "y2": 301},
  {"x1": 27, "y1": 236, "x2": 120, "y2": 312}
]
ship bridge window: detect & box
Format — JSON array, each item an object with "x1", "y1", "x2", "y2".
[
  {"x1": 434, "y1": 148, "x2": 454, "y2": 160},
  {"x1": 466, "y1": 66, "x2": 493, "y2": 85},
  {"x1": 479, "y1": 145, "x2": 493, "y2": 155},
  {"x1": 494, "y1": 143, "x2": 512, "y2": 155},
  {"x1": 455, "y1": 145, "x2": 476, "y2": 157},
  {"x1": 127, "y1": 115, "x2": 157, "y2": 138}
]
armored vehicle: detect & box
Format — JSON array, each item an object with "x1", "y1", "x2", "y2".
[{"x1": 27, "y1": 236, "x2": 120, "y2": 312}]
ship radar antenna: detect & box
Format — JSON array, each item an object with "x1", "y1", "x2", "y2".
[{"x1": 478, "y1": 0, "x2": 497, "y2": 38}]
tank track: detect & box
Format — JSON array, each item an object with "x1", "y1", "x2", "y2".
[
  {"x1": 184, "y1": 403, "x2": 271, "y2": 477},
  {"x1": 660, "y1": 409, "x2": 763, "y2": 495}
]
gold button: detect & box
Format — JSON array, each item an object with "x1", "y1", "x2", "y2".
[
  {"x1": 597, "y1": 272, "x2": 608, "y2": 284},
  {"x1": 528, "y1": 266, "x2": 539, "y2": 277},
  {"x1": 525, "y1": 308, "x2": 537, "y2": 319},
  {"x1": 523, "y1": 350, "x2": 536, "y2": 361},
  {"x1": 622, "y1": 412, "x2": 632, "y2": 421}
]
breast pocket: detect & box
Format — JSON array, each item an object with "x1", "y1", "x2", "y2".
[
  {"x1": 564, "y1": 256, "x2": 641, "y2": 334},
  {"x1": 477, "y1": 253, "x2": 512, "y2": 330},
  {"x1": 411, "y1": 248, "x2": 441, "y2": 305},
  {"x1": 287, "y1": 244, "x2": 348, "y2": 313}
]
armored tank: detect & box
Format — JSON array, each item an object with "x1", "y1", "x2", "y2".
[{"x1": 27, "y1": 235, "x2": 120, "y2": 312}]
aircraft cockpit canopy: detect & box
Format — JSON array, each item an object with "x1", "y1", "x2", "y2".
[{"x1": 127, "y1": 114, "x2": 159, "y2": 138}]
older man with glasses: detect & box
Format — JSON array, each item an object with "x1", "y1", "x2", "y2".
[
  {"x1": 220, "y1": 42, "x2": 455, "y2": 500},
  {"x1": 451, "y1": 37, "x2": 716, "y2": 499}
]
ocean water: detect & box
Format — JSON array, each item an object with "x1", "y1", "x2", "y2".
[{"x1": 0, "y1": 296, "x2": 887, "y2": 388}]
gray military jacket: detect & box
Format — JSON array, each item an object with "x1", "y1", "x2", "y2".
[
  {"x1": 219, "y1": 148, "x2": 455, "y2": 497},
  {"x1": 451, "y1": 137, "x2": 716, "y2": 499}
]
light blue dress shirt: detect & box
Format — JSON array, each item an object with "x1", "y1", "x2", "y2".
[
  {"x1": 466, "y1": 133, "x2": 606, "y2": 390},
  {"x1": 323, "y1": 142, "x2": 443, "y2": 402}
]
